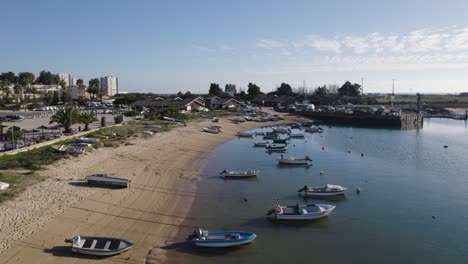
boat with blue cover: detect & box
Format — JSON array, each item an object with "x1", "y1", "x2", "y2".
[{"x1": 187, "y1": 228, "x2": 257, "y2": 248}]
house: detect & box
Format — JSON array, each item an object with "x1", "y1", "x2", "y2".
[
  {"x1": 66, "y1": 85, "x2": 90, "y2": 100},
  {"x1": 206, "y1": 96, "x2": 241, "y2": 109},
  {"x1": 131, "y1": 96, "x2": 206, "y2": 112}
]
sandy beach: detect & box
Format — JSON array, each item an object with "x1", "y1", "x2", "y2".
[{"x1": 0, "y1": 110, "x2": 301, "y2": 263}]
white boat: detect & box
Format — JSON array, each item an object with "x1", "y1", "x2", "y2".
[
  {"x1": 187, "y1": 228, "x2": 257, "y2": 248},
  {"x1": 272, "y1": 127, "x2": 290, "y2": 134},
  {"x1": 65, "y1": 236, "x2": 133, "y2": 256},
  {"x1": 85, "y1": 174, "x2": 130, "y2": 188},
  {"x1": 76, "y1": 137, "x2": 100, "y2": 144},
  {"x1": 220, "y1": 169, "x2": 258, "y2": 178},
  {"x1": 298, "y1": 184, "x2": 348, "y2": 196},
  {"x1": 253, "y1": 141, "x2": 269, "y2": 147},
  {"x1": 0, "y1": 182, "x2": 9, "y2": 191},
  {"x1": 267, "y1": 201, "x2": 335, "y2": 220},
  {"x1": 237, "y1": 131, "x2": 254, "y2": 137},
  {"x1": 266, "y1": 144, "x2": 288, "y2": 152},
  {"x1": 277, "y1": 155, "x2": 312, "y2": 164},
  {"x1": 254, "y1": 131, "x2": 266, "y2": 136},
  {"x1": 142, "y1": 130, "x2": 156, "y2": 135},
  {"x1": 304, "y1": 126, "x2": 323, "y2": 133}
]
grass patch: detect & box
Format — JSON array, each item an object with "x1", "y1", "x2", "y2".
[
  {"x1": 0, "y1": 146, "x2": 68, "y2": 170},
  {"x1": 0, "y1": 171, "x2": 46, "y2": 204}
]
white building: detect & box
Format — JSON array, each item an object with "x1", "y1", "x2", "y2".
[
  {"x1": 70, "y1": 78, "x2": 78, "y2": 86},
  {"x1": 100, "y1": 76, "x2": 118, "y2": 96},
  {"x1": 66, "y1": 85, "x2": 89, "y2": 100},
  {"x1": 58, "y1": 73, "x2": 71, "y2": 86}
]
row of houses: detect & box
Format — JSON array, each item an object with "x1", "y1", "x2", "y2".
[{"x1": 131, "y1": 96, "x2": 242, "y2": 112}]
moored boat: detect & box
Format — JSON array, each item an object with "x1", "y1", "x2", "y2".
[
  {"x1": 272, "y1": 127, "x2": 290, "y2": 134},
  {"x1": 203, "y1": 127, "x2": 220, "y2": 134},
  {"x1": 304, "y1": 126, "x2": 323, "y2": 133},
  {"x1": 298, "y1": 184, "x2": 347, "y2": 196},
  {"x1": 266, "y1": 201, "x2": 335, "y2": 220},
  {"x1": 65, "y1": 235, "x2": 133, "y2": 256},
  {"x1": 85, "y1": 174, "x2": 130, "y2": 188},
  {"x1": 253, "y1": 141, "x2": 269, "y2": 147},
  {"x1": 277, "y1": 155, "x2": 312, "y2": 164},
  {"x1": 289, "y1": 133, "x2": 305, "y2": 138},
  {"x1": 187, "y1": 228, "x2": 257, "y2": 248},
  {"x1": 273, "y1": 138, "x2": 289, "y2": 144},
  {"x1": 266, "y1": 144, "x2": 288, "y2": 152},
  {"x1": 220, "y1": 169, "x2": 258, "y2": 178},
  {"x1": 237, "y1": 131, "x2": 254, "y2": 137}
]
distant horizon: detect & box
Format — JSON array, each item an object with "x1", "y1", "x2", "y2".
[{"x1": 2, "y1": 1, "x2": 468, "y2": 94}]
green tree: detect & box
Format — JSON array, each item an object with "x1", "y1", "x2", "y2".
[
  {"x1": 43, "y1": 92, "x2": 54, "y2": 106},
  {"x1": 247, "y1": 82, "x2": 262, "y2": 98},
  {"x1": 52, "y1": 91, "x2": 60, "y2": 104},
  {"x1": 183, "y1": 91, "x2": 192, "y2": 98},
  {"x1": 209, "y1": 83, "x2": 222, "y2": 96},
  {"x1": 313, "y1": 85, "x2": 328, "y2": 96},
  {"x1": 338, "y1": 81, "x2": 361, "y2": 97},
  {"x1": 78, "y1": 111, "x2": 98, "y2": 131},
  {"x1": 277, "y1": 83, "x2": 293, "y2": 96},
  {"x1": 76, "y1": 79, "x2": 84, "y2": 87},
  {"x1": 225, "y1": 84, "x2": 237, "y2": 94},
  {"x1": 0, "y1": 72, "x2": 18, "y2": 84},
  {"x1": 18, "y1": 72, "x2": 35, "y2": 86},
  {"x1": 37, "y1": 71, "x2": 55, "y2": 85},
  {"x1": 49, "y1": 105, "x2": 80, "y2": 133},
  {"x1": 87, "y1": 78, "x2": 100, "y2": 99}
]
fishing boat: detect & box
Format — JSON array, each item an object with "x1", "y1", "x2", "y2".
[
  {"x1": 304, "y1": 126, "x2": 323, "y2": 133},
  {"x1": 85, "y1": 174, "x2": 130, "y2": 188},
  {"x1": 272, "y1": 127, "x2": 290, "y2": 134},
  {"x1": 187, "y1": 228, "x2": 257, "y2": 248},
  {"x1": 266, "y1": 144, "x2": 288, "y2": 152},
  {"x1": 298, "y1": 184, "x2": 347, "y2": 196},
  {"x1": 65, "y1": 235, "x2": 133, "y2": 256},
  {"x1": 237, "y1": 131, "x2": 254, "y2": 137},
  {"x1": 291, "y1": 123, "x2": 302, "y2": 129},
  {"x1": 220, "y1": 169, "x2": 258, "y2": 178},
  {"x1": 273, "y1": 138, "x2": 289, "y2": 144},
  {"x1": 266, "y1": 201, "x2": 335, "y2": 220},
  {"x1": 254, "y1": 131, "x2": 266, "y2": 136},
  {"x1": 253, "y1": 141, "x2": 269, "y2": 147},
  {"x1": 277, "y1": 155, "x2": 312, "y2": 165}
]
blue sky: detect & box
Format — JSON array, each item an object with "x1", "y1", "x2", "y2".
[{"x1": 2, "y1": 0, "x2": 468, "y2": 94}]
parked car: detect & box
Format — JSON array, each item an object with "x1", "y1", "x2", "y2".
[{"x1": 287, "y1": 104, "x2": 296, "y2": 111}]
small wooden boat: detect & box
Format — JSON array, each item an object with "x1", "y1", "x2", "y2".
[
  {"x1": 220, "y1": 169, "x2": 258, "y2": 178},
  {"x1": 236, "y1": 131, "x2": 254, "y2": 137},
  {"x1": 304, "y1": 126, "x2": 323, "y2": 133},
  {"x1": 187, "y1": 228, "x2": 257, "y2": 248},
  {"x1": 253, "y1": 141, "x2": 269, "y2": 147},
  {"x1": 298, "y1": 184, "x2": 347, "y2": 196},
  {"x1": 85, "y1": 174, "x2": 130, "y2": 188},
  {"x1": 65, "y1": 236, "x2": 133, "y2": 256},
  {"x1": 267, "y1": 201, "x2": 335, "y2": 220},
  {"x1": 277, "y1": 155, "x2": 312, "y2": 165},
  {"x1": 263, "y1": 134, "x2": 278, "y2": 140},
  {"x1": 76, "y1": 137, "x2": 100, "y2": 144}
]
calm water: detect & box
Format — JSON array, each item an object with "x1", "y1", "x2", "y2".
[{"x1": 180, "y1": 119, "x2": 468, "y2": 264}]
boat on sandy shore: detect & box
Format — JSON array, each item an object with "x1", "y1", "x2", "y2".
[
  {"x1": 85, "y1": 174, "x2": 130, "y2": 188},
  {"x1": 187, "y1": 228, "x2": 257, "y2": 248},
  {"x1": 267, "y1": 201, "x2": 335, "y2": 220},
  {"x1": 76, "y1": 137, "x2": 100, "y2": 144},
  {"x1": 272, "y1": 127, "x2": 290, "y2": 134},
  {"x1": 65, "y1": 235, "x2": 133, "y2": 256},
  {"x1": 0, "y1": 182, "x2": 9, "y2": 190},
  {"x1": 220, "y1": 169, "x2": 258, "y2": 178},
  {"x1": 203, "y1": 126, "x2": 221, "y2": 134},
  {"x1": 277, "y1": 155, "x2": 312, "y2": 164},
  {"x1": 298, "y1": 184, "x2": 347, "y2": 196}
]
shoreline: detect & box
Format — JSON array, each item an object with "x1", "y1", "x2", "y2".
[{"x1": 0, "y1": 110, "x2": 304, "y2": 264}]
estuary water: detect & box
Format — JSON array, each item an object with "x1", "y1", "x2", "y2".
[{"x1": 182, "y1": 118, "x2": 468, "y2": 264}]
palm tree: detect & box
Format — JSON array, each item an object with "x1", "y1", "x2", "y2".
[
  {"x1": 78, "y1": 112, "x2": 98, "y2": 131},
  {"x1": 49, "y1": 106, "x2": 80, "y2": 133}
]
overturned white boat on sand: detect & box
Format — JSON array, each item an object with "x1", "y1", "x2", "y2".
[
  {"x1": 65, "y1": 235, "x2": 133, "y2": 256},
  {"x1": 267, "y1": 201, "x2": 335, "y2": 221},
  {"x1": 298, "y1": 184, "x2": 348, "y2": 196},
  {"x1": 187, "y1": 228, "x2": 257, "y2": 248},
  {"x1": 85, "y1": 174, "x2": 130, "y2": 188}
]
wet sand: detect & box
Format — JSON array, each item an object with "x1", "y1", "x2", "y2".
[{"x1": 0, "y1": 111, "x2": 301, "y2": 264}]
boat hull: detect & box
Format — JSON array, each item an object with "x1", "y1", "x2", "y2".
[
  {"x1": 303, "y1": 190, "x2": 346, "y2": 196},
  {"x1": 191, "y1": 232, "x2": 257, "y2": 248},
  {"x1": 272, "y1": 204, "x2": 335, "y2": 221},
  {"x1": 277, "y1": 158, "x2": 311, "y2": 164},
  {"x1": 85, "y1": 175, "x2": 129, "y2": 188}
]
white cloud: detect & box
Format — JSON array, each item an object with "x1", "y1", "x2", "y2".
[
  {"x1": 304, "y1": 35, "x2": 341, "y2": 53},
  {"x1": 255, "y1": 38, "x2": 287, "y2": 49},
  {"x1": 343, "y1": 36, "x2": 369, "y2": 53},
  {"x1": 191, "y1": 45, "x2": 215, "y2": 52}
]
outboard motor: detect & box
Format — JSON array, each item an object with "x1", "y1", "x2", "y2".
[{"x1": 298, "y1": 185, "x2": 308, "y2": 192}]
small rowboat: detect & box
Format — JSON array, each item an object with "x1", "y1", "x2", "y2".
[
  {"x1": 188, "y1": 228, "x2": 257, "y2": 248},
  {"x1": 298, "y1": 184, "x2": 347, "y2": 196},
  {"x1": 263, "y1": 134, "x2": 278, "y2": 140},
  {"x1": 253, "y1": 141, "x2": 269, "y2": 147},
  {"x1": 85, "y1": 174, "x2": 130, "y2": 188},
  {"x1": 220, "y1": 169, "x2": 258, "y2": 178},
  {"x1": 203, "y1": 127, "x2": 220, "y2": 134},
  {"x1": 273, "y1": 138, "x2": 289, "y2": 144},
  {"x1": 272, "y1": 127, "x2": 290, "y2": 134},
  {"x1": 254, "y1": 131, "x2": 266, "y2": 136},
  {"x1": 236, "y1": 131, "x2": 254, "y2": 137},
  {"x1": 277, "y1": 155, "x2": 312, "y2": 165},
  {"x1": 65, "y1": 236, "x2": 133, "y2": 256},
  {"x1": 266, "y1": 201, "x2": 335, "y2": 221}
]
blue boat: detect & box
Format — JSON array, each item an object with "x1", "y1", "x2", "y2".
[{"x1": 187, "y1": 228, "x2": 257, "y2": 248}]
